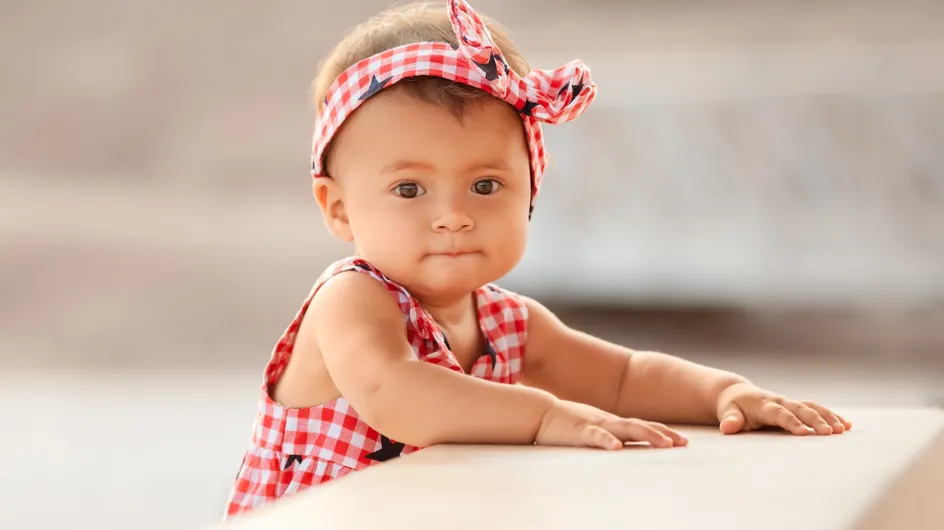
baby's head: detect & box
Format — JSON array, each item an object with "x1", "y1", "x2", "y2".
[{"x1": 310, "y1": 0, "x2": 595, "y2": 300}]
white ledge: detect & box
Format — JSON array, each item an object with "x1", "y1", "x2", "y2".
[{"x1": 216, "y1": 407, "x2": 944, "y2": 530}]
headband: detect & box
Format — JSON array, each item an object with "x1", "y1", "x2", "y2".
[{"x1": 310, "y1": 0, "x2": 597, "y2": 209}]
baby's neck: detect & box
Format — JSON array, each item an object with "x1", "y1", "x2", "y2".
[{"x1": 415, "y1": 291, "x2": 478, "y2": 328}]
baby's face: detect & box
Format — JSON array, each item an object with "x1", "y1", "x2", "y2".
[{"x1": 324, "y1": 87, "x2": 532, "y2": 301}]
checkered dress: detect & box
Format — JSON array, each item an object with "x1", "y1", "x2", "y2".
[{"x1": 225, "y1": 257, "x2": 529, "y2": 517}]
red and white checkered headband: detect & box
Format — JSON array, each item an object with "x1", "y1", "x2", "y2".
[{"x1": 310, "y1": 0, "x2": 597, "y2": 209}]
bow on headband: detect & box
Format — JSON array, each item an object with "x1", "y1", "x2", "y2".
[
  {"x1": 447, "y1": 0, "x2": 595, "y2": 124},
  {"x1": 311, "y1": 0, "x2": 597, "y2": 206}
]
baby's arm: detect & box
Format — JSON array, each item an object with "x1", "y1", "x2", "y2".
[
  {"x1": 520, "y1": 297, "x2": 851, "y2": 435},
  {"x1": 520, "y1": 296, "x2": 748, "y2": 426},
  {"x1": 306, "y1": 272, "x2": 559, "y2": 447}
]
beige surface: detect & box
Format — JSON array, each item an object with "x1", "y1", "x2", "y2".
[{"x1": 219, "y1": 408, "x2": 943, "y2": 530}]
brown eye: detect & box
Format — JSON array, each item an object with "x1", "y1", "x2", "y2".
[
  {"x1": 394, "y1": 182, "x2": 425, "y2": 198},
  {"x1": 473, "y1": 179, "x2": 501, "y2": 195}
]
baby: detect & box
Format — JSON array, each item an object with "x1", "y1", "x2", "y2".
[{"x1": 225, "y1": 0, "x2": 851, "y2": 518}]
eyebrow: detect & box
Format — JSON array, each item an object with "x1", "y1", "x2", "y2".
[
  {"x1": 380, "y1": 160, "x2": 435, "y2": 174},
  {"x1": 471, "y1": 160, "x2": 512, "y2": 172},
  {"x1": 380, "y1": 159, "x2": 511, "y2": 174}
]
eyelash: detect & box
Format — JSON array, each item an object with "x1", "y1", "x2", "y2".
[
  {"x1": 391, "y1": 178, "x2": 504, "y2": 199},
  {"x1": 472, "y1": 178, "x2": 502, "y2": 195},
  {"x1": 392, "y1": 181, "x2": 425, "y2": 198}
]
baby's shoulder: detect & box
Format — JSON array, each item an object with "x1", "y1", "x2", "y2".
[
  {"x1": 313, "y1": 256, "x2": 406, "y2": 299},
  {"x1": 302, "y1": 261, "x2": 411, "y2": 349},
  {"x1": 317, "y1": 256, "x2": 384, "y2": 284},
  {"x1": 312, "y1": 257, "x2": 406, "y2": 314}
]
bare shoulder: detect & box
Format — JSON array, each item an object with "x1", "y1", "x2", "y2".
[
  {"x1": 308, "y1": 270, "x2": 406, "y2": 333},
  {"x1": 303, "y1": 270, "x2": 415, "y2": 364},
  {"x1": 515, "y1": 294, "x2": 570, "y2": 365},
  {"x1": 517, "y1": 294, "x2": 566, "y2": 333},
  {"x1": 273, "y1": 270, "x2": 413, "y2": 407}
]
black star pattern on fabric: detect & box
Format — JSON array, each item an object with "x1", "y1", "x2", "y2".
[
  {"x1": 365, "y1": 435, "x2": 405, "y2": 462},
  {"x1": 557, "y1": 83, "x2": 570, "y2": 98},
  {"x1": 476, "y1": 52, "x2": 500, "y2": 81},
  {"x1": 283, "y1": 454, "x2": 304, "y2": 470},
  {"x1": 354, "y1": 262, "x2": 371, "y2": 272},
  {"x1": 518, "y1": 100, "x2": 539, "y2": 117},
  {"x1": 358, "y1": 75, "x2": 393, "y2": 101},
  {"x1": 482, "y1": 340, "x2": 497, "y2": 369},
  {"x1": 571, "y1": 77, "x2": 587, "y2": 101}
]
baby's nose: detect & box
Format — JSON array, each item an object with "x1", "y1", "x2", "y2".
[{"x1": 432, "y1": 203, "x2": 474, "y2": 232}]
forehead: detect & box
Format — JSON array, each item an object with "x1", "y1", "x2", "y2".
[{"x1": 329, "y1": 88, "x2": 529, "y2": 174}]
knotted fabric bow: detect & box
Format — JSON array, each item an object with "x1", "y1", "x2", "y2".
[{"x1": 311, "y1": 0, "x2": 597, "y2": 207}]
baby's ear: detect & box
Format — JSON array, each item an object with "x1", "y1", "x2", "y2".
[{"x1": 313, "y1": 178, "x2": 354, "y2": 242}]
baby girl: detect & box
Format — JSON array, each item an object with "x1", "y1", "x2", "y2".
[{"x1": 225, "y1": 0, "x2": 851, "y2": 518}]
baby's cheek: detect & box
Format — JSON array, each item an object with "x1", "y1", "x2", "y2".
[
  {"x1": 347, "y1": 203, "x2": 406, "y2": 256},
  {"x1": 493, "y1": 217, "x2": 529, "y2": 270}
]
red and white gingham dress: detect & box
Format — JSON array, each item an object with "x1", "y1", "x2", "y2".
[{"x1": 225, "y1": 257, "x2": 528, "y2": 517}]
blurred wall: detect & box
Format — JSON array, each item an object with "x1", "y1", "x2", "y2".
[{"x1": 2, "y1": 0, "x2": 943, "y2": 370}]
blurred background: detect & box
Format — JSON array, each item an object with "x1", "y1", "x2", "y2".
[{"x1": 2, "y1": 0, "x2": 943, "y2": 528}]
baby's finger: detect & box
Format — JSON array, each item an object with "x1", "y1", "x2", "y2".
[
  {"x1": 581, "y1": 424, "x2": 623, "y2": 450},
  {"x1": 605, "y1": 418, "x2": 674, "y2": 448},
  {"x1": 647, "y1": 422, "x2": 689, "y2": 446},
  {"x1": 719, "y1": 404, "x2": 746, "y2": 435},
  {"x1": 831, "y1": 410, "x2": 853, "y2": 430},
  {"x1": 785, "y1": 400, "x2": 833, "y2": 435},
  {"x1": 801, "y1": 401, "x2": 846, "y2": 433},
  {"x1": 837, "y1": 413, "x2": 853, "y2": 430},
  {"x1": 763, "y1": 402, "x2": 814, "y2": 435}
]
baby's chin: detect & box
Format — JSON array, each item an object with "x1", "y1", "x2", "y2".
[
  {"x1": 360, "y1": 250, "x2": 515, "y2": 300},
  {"x1": 409, "y1": 257, "x2": 503, "y2": 298}
]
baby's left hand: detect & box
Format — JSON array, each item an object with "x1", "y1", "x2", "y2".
[{"x1": 716, "y1": 382, "x2": 852, "y2": 435}]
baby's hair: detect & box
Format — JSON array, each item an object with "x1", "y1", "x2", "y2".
[{"x1": 311, "y1": 1, "x2": 531, "y2": 121}]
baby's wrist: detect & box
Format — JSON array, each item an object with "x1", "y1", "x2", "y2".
[
  {"x1": 712, "y1": 379, "x2": 754, "y2": 412},
  {"x1": 531, "y1": 391, "x2": 561, "y2": 444}
]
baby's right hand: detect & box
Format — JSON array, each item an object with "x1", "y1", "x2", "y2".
[{"x1": 535, "y1": 400, "x2": 688, "y2": 450}]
